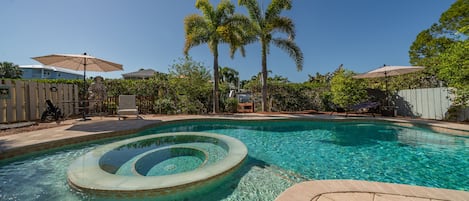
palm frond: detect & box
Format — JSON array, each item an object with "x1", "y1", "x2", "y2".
[
  {"x1": 220, "y1": 27, "x2": 246, "y2": 58},
  {"x1": 269, "y1": 16, "x2": 295, "y2": 40},
  {"x1": 184, "y1": 33, "x2": 209, "y2": 55},
  {"x1": 184, "y1": 14, "x2": 210, "y2": 55},
  {"x1": 238, "y1": 0, "x2": 263, "y2": 24},
  {"x1": 265, "y1": 0, "x2": 292, "y2": 22},
  {"x1": 196, "y1": 0, "x2": 216, "y2": 24},
  {"x1": 272, "y1": 38, "x2": 304, "y2": 71},
  {"x1": 217, "y1": 0, "x2": 235, "y2": 22},
  {"x1": 184, "y1": 14, "x2": 208, "y2": 33},
  {"x1": 228, "y1": 14, "x2": 259, "y2": 43}
]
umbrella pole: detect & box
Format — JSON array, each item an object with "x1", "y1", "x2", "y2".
[
  {"x1": 80, "y1": 53, "x2": 91, "y2": 121},
  {"x1": 385, "y1": 71, "x2": 388, "y2": 106}
]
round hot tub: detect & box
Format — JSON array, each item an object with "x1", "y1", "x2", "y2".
[
  {"x1": 67, "y1": 132, "x2": 247, "y2": 198},
  {"x1": 133, "y1": 147, "x2": 208, "y2": 176}
]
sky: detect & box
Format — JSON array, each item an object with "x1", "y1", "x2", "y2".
[{"x1": 0, "y1": 0, "x2": 455, "y2": 83}]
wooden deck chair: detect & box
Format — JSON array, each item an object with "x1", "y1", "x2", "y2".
[{"x1": 117, "y1": 95, "x2": 140, "y2": 120}]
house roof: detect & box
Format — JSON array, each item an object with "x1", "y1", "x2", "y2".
[
  {"x1": 19, "y1": 65, "x2": 83, "y2": 76},
  {"x1": 122, "y1": 69, "x2": 159, "y2": 79}
]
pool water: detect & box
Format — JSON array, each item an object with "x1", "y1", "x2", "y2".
[
  {"x1": 1, "y1": 119, "x2": 468, "y2": 201},
  {"x1": 99, "y1": 135, "x2": 229, "y2": 177},
  {"x1": 116, "y1": 146, "x2": 210, "y2": 176}
]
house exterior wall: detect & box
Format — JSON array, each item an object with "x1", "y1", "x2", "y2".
[{"x1": 20, "y1": 67, "x2": 83, "y2": 80}]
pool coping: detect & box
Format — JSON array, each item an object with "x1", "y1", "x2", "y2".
[
  {"x1": 67, "y1": 132, "x2": 247, "y2": 196},
  {"x1": 275, "y1": 180, "x2": 469, "y2": 201}
]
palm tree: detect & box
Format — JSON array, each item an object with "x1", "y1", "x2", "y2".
[
  {"x1": 238, "y1": 0, "x2": 304, "y2": 112},
  {"x1": 219, "y1": 66, "x2": 240, "y2": 89},
  {"x1": 184, "y1": 0, "x2": 252, "y2": 113}
]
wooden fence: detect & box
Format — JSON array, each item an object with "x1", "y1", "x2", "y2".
[{"x1": 0, "y1": 80, "x2": 79, "y2": 123}]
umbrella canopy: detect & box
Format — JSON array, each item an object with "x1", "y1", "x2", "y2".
[
  {"x1": 32, "y1": 53, "x2": 123, "y2": 120},
  {"x1": 352, "y1": 65, "x2": 424, "y2": 79},
  {"x1": 32, "y1": 53, "x2": 123, "y2": 73},
  {"x1": 353, "y1": 65, "x2": 425, "y2": 106}
]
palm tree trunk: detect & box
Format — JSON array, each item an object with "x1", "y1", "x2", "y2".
[
  {"x1": 213, "y1": 46, "x2": 220, "y2": 114},
  {"x1": 261, "y1": 41, "x2": 268, "y2": 112}
]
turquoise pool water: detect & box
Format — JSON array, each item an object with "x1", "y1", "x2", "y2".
[
  {"x1": 0, "y1": 119, "x2": 468, "y2": 201},
  {"x1": 100, "y1": 135, "x2": 229, "y2": 177}
]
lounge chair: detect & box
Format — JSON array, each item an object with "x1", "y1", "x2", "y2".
[
  {"x1": 346, "y1": 101, "x2": 380, "y2": 117},
  {"x1": 117, "y1": 95, "x2": 140, "y2": 120}
]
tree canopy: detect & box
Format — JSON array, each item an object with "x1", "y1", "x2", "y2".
[
  {"x1": 0, "y1": 61, "x2": 23, "y2": 79},
  {"x1": 409, "y1": 0, "x2": 468, "y2": 84},
  {"x1": 409, "y1": 0, "x2": 468, "y2": 104},
  {"x1": 184, "y1": 0, "x2": 252, "y2": 113},
  {"x1": 238, "y1": 0, "x2": 303, "y2": 112}
]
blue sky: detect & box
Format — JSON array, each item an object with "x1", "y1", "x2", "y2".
[{"x1": 0, "y1": 0, "x2": 454, "y2": 83}]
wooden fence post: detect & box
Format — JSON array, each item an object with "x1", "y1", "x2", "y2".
[
  {"x1": 28, "y1": 81, "x2": 38, "y2": 120},
  {"x1": 5, "y1": 80, "x2": 14, "y2": 123}
]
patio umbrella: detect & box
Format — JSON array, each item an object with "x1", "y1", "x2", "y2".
[
  {"x1": 32, "y1": 53, "x2": 123, "y2": 120},
  {"x1": 353, "y1": 65, "x2": 424, "y2": 105},
  {"x1": 353, "y1": 65, "x2": 425, "y2": 79}
]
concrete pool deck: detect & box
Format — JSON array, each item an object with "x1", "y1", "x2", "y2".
[
  {"x1": 0, "y1": 113, "x2": 468, "y2": 200},
  {"x1": 275, "y1": 180, "x2": 469, "y2": 201}
]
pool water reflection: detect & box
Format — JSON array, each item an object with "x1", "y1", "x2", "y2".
[{"x1": 0, "y1": 119, "x2": 468, "y2": 201}]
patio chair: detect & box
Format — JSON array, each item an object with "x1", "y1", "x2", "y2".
[
  {"x1": 346, "y1": 101, "x2": 380, "y2": 117},
  {"x1": 117, "y1": 95, "x2": 140, "y2": 120}
]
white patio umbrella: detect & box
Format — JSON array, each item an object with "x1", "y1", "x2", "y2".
[
  {"x1": 352, "y1": 65, "x2": 425, "y2": 79},
  {"x1": 32, "y1": 53, "x2": 123, "y2": 120},
  {"x1": 353, "y1": 65, "x2": 425, "y2": 105}
]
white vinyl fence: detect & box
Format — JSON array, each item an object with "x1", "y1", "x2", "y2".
[{"x1": 395, "y1": 87, "x2": 469, "y2": 121}]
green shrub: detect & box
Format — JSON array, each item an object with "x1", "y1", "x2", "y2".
[
  {"x1": 153, "y1": 98, "x2": 176, "y2": 114},
  {"x1": 225, "y1": 98, "x2": 238, "y2": 113}
]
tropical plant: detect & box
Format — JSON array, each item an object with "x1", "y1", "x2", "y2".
[
  {"x1": 219, "y1": 66, "x2": 240, "y2": 89},
  {"x1": 330, "y1": 68, "x2": 368, "y2": 110},
  {"x1": 153, "y1": 98, "x2": 176, "y2": 114},
  {"x1": 306, "y1": 72, "x2": 334, "y2": 111},
  {"x1": 0, "y1": 61, "x2": 23, "y2": 79},
  {"x1": 238, "y1": 0, "x2": 304, "y2": 112},
  {"x1": 224, "y1": 97, "x2": 239, "y2": 113},
  {"x1": 184, "y1": 0, "x2": 252, "y2": 113},
  {"x1": 168, "y1": 57, "x2": 212, "y2": 114},
  {"x1": 437, "y1": 40, "x2": 469, "y2": 106}
]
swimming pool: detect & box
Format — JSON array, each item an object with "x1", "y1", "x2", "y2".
[{"x1": 0, "y1": 119, "x2": 468, "y2": 200}]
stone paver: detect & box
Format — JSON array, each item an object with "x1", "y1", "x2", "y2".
[{"x1": 275, "y1": 180, "x2": 469, "y2": 201}]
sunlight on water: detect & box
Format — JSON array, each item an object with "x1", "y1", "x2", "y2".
[{"x1": 1, "y1": 120, "x2": 468, "y2": 201}]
